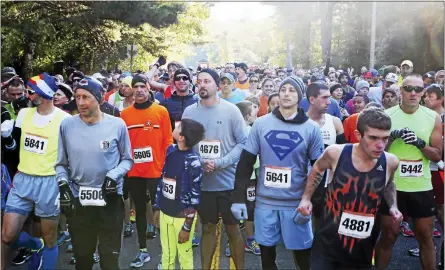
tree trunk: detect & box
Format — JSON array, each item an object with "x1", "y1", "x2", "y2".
[{"x1": 22, "y1": 38, "x2": 36, "y2": 80}]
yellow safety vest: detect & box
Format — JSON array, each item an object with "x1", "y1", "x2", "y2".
[{"x1": 18, "y1": 108, "x2": 65, "y2": 176}]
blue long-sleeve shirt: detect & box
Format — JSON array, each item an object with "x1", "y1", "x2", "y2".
[
  {"x1": 154, "y1": 144, "x2": 203, "y2": 216},
  {"x1": 55, "y1": 114, "x2": 133, "y2": 197}
]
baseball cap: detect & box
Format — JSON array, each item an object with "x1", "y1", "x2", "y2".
[
  {"x1": 92, "y1": 73, "x2": 106, "y2": 79},
  {"x1": 401, "y1": 60, "x2": 413, "y2": 68},
  {"x1": 310, "y1": 74, "x2": 326, "y2": 83},
  {"x1": 363, "y1": 72, "x2": 373, "y2": 79},
  {"x1": 369, "y1": 69, "x2": 379, "y2": 77},
  {"x1": 220, "y1": 73, "x2": 235, "y2": 83},
  {"x1": 2, "y1": 67, "x2": 16, "y2": 76},
  {"x1": 385, "y1": 73, "x2": 399, "y2": 83}
]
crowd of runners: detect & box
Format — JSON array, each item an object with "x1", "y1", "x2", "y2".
[{"x1": 0, "y1": 57, "x2": 443, "y2": 270}]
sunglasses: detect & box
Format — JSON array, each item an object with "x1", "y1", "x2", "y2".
[
  {"x1": 402, "y1": 85, "x2": 424, "y2": 93},
  {"x1": 27, "y1": 89, "x2": 35, "y2": 95},
  {"x1": 250, "y1": 80, "x2": 259, "y2": 83},
  {"x1": 73, "y1": 78, "x2": 81, "y2": 83},
  {"x1": 174, "y1": 76, "x2": 189, "y2": 82}
]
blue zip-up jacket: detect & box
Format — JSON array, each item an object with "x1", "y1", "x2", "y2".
[
  {"x1": 161, "y1": 90, "x2": 199, "y2": 130},
  {"x1": 154, "y1": 144, "x2": 203, "y2": 228}
]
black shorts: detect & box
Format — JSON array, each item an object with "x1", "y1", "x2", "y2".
[
  {"x1": 126, "y1": 177, "x2": 159, "y2": 205},
  {"x1": 198, "y1": 190, "x2": 238, "y2": 225},
  {"x1": 379, "y1": 190, "x2": 437, "y2": 218}
]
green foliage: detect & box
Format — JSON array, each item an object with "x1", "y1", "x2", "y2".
[{"x1": 1, "y1": 1, "x2": 209, "y2": 77}]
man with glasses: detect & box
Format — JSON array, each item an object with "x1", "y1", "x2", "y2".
[
  {"x1": 376, "y1": 73, "x2": 443, "y2": 270},
  {"x1": 120, "y1": 74, "x2": 173, "y2": 268},
  {"x1": 161, "y1": 68, "x2": 198, "y2": 131}
]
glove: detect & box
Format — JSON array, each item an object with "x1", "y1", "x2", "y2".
[
  {"x1": 400, "y1": 128, "x2": 426, "y2": 149},
  {"x1": 1, "y1": 120, "x2": 14, "y2": 138},
  {"x1": 102, "y1": 177, "x2": 117, "y2": 202},
  {"x1": 59, "y1": 179, "x2": 74, "y2": 212},
  {"x1": 231, "y1": 203, "x2": 248, "y2": 221},
  {"x1": 389, "y1": 128, "x2": 404, "y2": 142},
  {"x1": 157, "y1": 56, "x2": 166, "y2": 67},
  {"x1": 293, "y1": 209, "x2": 311, "y2": 225}
]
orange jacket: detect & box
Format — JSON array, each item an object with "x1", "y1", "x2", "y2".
[
  {"x1": 258, "y1": 95, "x2": 269, "y2": 117},
  {"x1": 121, "y1": 102, "x2": 173, "y2": 178},
  {"x1": 343, "y1": 113, "x2": 360, "y2": 143}
]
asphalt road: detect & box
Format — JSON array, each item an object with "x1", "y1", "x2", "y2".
[{"x1": 8, "y1": 220, "x2": 443, "y2": 270}]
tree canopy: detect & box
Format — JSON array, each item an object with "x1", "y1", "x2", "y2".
[{"x1": 1, "y1": 1, "x2": 209, "y2": 78}]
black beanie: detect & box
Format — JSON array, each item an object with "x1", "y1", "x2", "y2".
[
  {"x1": 132, "y1": 74, "x2": 149, "y2": 87},
  {"x1": 235, "y1": 62, "x2": 248, "y2": 73},
  {"x1": 75, "y1": 77, "x2": 103, "y2": 103},
  {"x1": 199, "y1": 68, "x2": 220, "y2": 85},
  {"x1": 174, "y1": 68, "x2": 191, "y2": 82}
]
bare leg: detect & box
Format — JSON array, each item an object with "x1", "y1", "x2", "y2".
[
  {"x1": 1, "y1": 213, "x2": 28, "y2": 270},
  {"x1": 200, "y1": 224, "x2": 217, "y2": 269},
  {"x1": 226, "y1": 224, "x2": 245, "y2": 269},
  {"x1": 413, "y1": 217, "x2": 436, "y2": 270},
  {"x1": 375, "y1": 214, "x2": 399, "y2": 270}
]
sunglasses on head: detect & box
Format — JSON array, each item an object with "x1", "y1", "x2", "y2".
[
  {"x1": 174, "y1": 76, "x2": 189, "y2": 82},
  {"x1": 402, "y1": 85, "x2": 424, "y2": 93}
]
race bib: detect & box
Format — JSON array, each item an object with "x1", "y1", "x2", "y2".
[
  {"x1": 264, "y1": 166, "x2": 291, "y2": 189},
  {"x1": 23, "y1": 133, "x2": 48, "y2": 155},
  {"x1": 199, "y1": 140, "x2": 221, "y2": 159},
  {"x1": 338, "y1": 210, "x2": 374, "y2": 239},
  {"x1": 399, "y1": 160, "x2": 423, "y2": 177},
  {"x1": 134, "y1": 147, "x2": 153, "y2": 163},
  {"x1": 79, "y1": 186, "x2": 106, "y2": 207},
  {"x1": 162, "y1": 177, "x2": 176, "y2": 200},
  {"x1": 247, "y1": 186, "x2": 256, "y2": 202}
]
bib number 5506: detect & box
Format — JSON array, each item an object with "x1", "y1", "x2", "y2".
[{"x1": 80, "y1": 189, "x2": 103, "y2": 200}]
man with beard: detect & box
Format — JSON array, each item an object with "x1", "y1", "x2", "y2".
[
  {"x1": 161, "y1": 68, "x2": 198, "y2": 131},
  {"x1": 338, "y1": 72, "x2": 355, "y2": 98},
  {"x1": 2, "y1": 73, "x2": 71, "y2": 270},
  {"x1": 182, "y1": 68, "x2": 247, "y2": 269}
]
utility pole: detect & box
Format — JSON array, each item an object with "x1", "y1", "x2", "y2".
[
  {"x1": 130, "y1": 43, "x2": 134, "y2": 73},
  {"x1": 369, "y1": 2, "x2": 377, "y2": 69},
  {"x1": 286, "y1": 32, "x2": 293, "y2": 75},
  {"x1": 323, "y1": 2, "x2": 334, "y2": 75}
]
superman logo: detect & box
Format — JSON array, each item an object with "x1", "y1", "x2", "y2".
[{"x1": 264, "y1": 130, "x2": 303, "y2": 160}]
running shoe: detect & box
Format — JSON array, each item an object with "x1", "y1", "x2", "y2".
[
  {"x1": 130, "y1": 210, "x2": 136, "y2": 223},
  {"x1": 69, "y1": 255, "x2": 76, "y2": 265},
  {"x1": 225, "y1": 242, "x2": 231, "y2": 257},
  {"x1": 146, "y1": 224, "x2": 157, "y2": 239},
  {"x1": 408, "y1": 247, "x2": 419, "y2": 257},
  {"x1": 245, "y1": 239, "x2": 261, "y2": 255},
  {"x1": 28, "y1": 239, "x2": 44, "y2": 270},
  {"x1": 124, "y1": 223, "x2": 134, "y2": 237},
  {"x1": 239, "y1": 220, "x2": 245, "y2": 230},
  {"x1": 433, "y1": 227, "x2": 441, "y2": 237},
  {"x1": 400, "y1": 221, "x2": 414, "y2": 237},
  {"x1": 56, "y1": 231, "x2": 71, "y2": 246},
  {"x1": 12, "y1": 248, "x2": 32, "y2": 265},
  {"x1": 192, "y1": 233, "x2": 200, "y2": 247},
  {"x1": 67, "y1": 243, "x2": 73, "y2": 252},
  {"x1": 93, "y1": 252, "x2": 100, "y2": 263},
  {"x1": 157, "y1": 261, "x2": 162, "y2": 270},
  {"x1": 130, "y1": 250, "x2": 151, "y2": 268}
]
